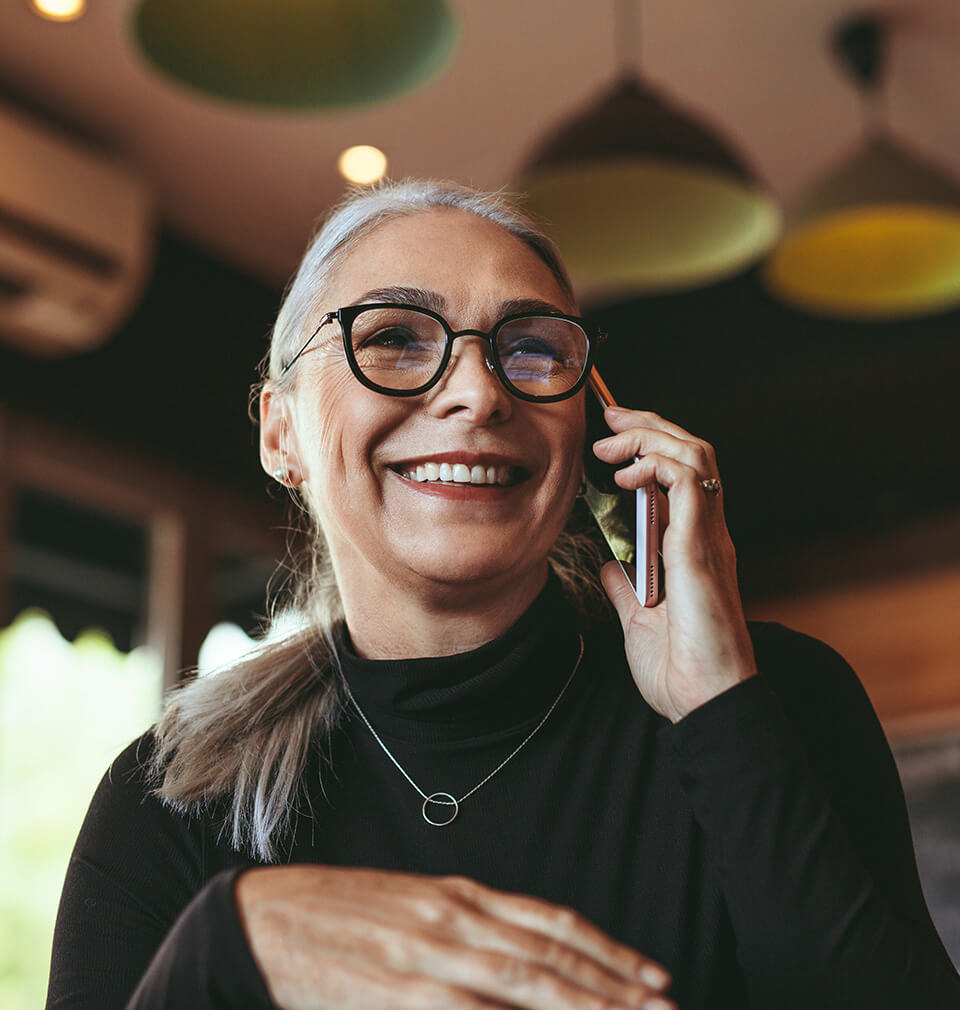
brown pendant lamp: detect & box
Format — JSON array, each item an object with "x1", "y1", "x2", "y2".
[
  {"x1": 766, "y1": 13, "x2": 960, "y2": 319},
  {"x1": 519, "y1": 0, "x2": 780, "y2": 300},
  {"x1": 131, "y1": 0, "x2": 457, "y2": 109}
]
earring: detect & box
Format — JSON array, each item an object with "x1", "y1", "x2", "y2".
[{"x1": 272, "y1": 467, "x2": 288, "y2": 484}]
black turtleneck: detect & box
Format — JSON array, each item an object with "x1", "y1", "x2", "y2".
[{"x1": 47, "y1": 579, "x2": 960, "y2": 1010}]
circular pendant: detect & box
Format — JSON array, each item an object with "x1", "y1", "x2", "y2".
[{"x1": 422, "y1": 791, "x2": 459, "y2": 826}]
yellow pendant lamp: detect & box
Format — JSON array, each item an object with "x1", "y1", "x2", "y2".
[
  {"x1": 131, "y1": 0, "x2": 457, "y2": 109},
  {"x1": 766, "y1": 14, "x2": 960, "y2": 319},
  {"x1": 520, "y1": 1, "x2": 780, "y2": 299}
]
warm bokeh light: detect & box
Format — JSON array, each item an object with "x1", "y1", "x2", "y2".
[
  {"x1": 338, "y1": 145, "x2": 388, "y2": 185},
  {"x1": 30, "y1": 0, "x2": 86, "y2": 22}
]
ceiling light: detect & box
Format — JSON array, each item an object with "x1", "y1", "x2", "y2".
[
  {"x1": 131, "y1": 0, "x2": 457, "y2": 109},
  {"x1": 766, "y1": 13, "x2": 960, "y2": 319},
  {"x1": 31, "y1": 0, "x2": 85, "y2": 22},
  {"x1": 519, "y1": 1, "x2": 780, "y2": 300},
  {"x1": 338, "y1": 146, "x2": 388, "y2": 186}
]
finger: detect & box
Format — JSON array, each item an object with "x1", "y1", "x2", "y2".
[
  {"x1": 302, "y1": 897, "x2": 674, "y2": 1010},
  {"x1": 449, "y1": 879, "x2": 671, "y2": 992},
  {"x1": 613, "y1": 455, "x2": 721, "y2": 537},
  {"x1": 312, "y1": 953, "x2": 512, "y2": 1010},
  {"x1": 409, "y1": 937, "x2": 675, "y2": 1010},
  {"x1": 600, "y1": 560, "x2": 654, "y2": 626},
  {"x1": 603, "y1": 407, "x2": 699, "y2": 441},
  {"x1": 603, "y1": 408, "x2": 717, "y2": 460},
  {"x1": 594, "y1": 427, "x2": 716, "y2": 475}
]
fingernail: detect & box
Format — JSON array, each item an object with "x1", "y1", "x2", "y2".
[
  {"x1": 605, "y1": 405, "x2": 628, "y2": 414},
  {"x1": 642, "y1": 999, "x2": 674, "y2": 1010},
  {"x1": 640, "y1": 965, "x2": 669, "y2": 989}
]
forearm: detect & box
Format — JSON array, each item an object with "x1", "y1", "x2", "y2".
[{"x1": 124, "y1": 869, "x2": 274, "y2": 1010}]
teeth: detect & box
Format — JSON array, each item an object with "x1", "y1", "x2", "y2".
[{"x1": 398, "y1": 460, "x2": 518, "y2": 486}]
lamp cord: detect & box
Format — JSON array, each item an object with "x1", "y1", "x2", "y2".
[{"x1": 615, "y1": 0, "x2": 641, "y2": 77}]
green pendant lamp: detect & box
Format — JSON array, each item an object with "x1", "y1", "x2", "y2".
[
  {"x1": 131, "y1": 0, "x2": 457, "y2": 109},
  {"x1": 766, "y1": 13, "x2": 960, "y2": 319},
  {"x1": 520, "y1": 1, "x2": 780, "y2": 298}
]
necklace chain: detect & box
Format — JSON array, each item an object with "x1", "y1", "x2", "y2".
[{"x1": 343, "y1": 633, "x2": 585, "y2": 826}]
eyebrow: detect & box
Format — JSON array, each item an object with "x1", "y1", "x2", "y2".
[
  {"x1": 355, "y1": 286, "x2": 447, "y2": 314},
  {"x1": 353, "y1": 288, "x2": 571, "y2": 321},
  {"x1": 496, "y1": 297, "x2": 570, "y2": 318}
]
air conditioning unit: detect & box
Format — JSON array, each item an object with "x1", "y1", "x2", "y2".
[{"x1": 0, "y1": 102, "x2": 152, "y2": 356}]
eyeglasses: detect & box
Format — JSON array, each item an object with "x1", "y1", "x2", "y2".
[{"x1": 280, "y1": 302, "x2": 602, "y2": 403}]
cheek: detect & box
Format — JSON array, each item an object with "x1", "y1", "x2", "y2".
[
  {"x1": 294, "y1": 355, "x2": 405, "y2": 487},
  {"x1": 544, "y1": 404, "x2": 586, "y2": 490}
]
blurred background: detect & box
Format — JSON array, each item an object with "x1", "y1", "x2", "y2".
[{"x1": 1, "y1": 0, "x2": 959, "y2": 1005}]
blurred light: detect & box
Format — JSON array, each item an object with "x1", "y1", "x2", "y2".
[
  {"x1": 521, "y1": 77, "x2": 780, "y2": 300},
  {"x1": 30, "y1": 0, "x2": 86, "y2": 21},
  {"x1": 338, "y1": 145, "x2": 388, "y2": 186},
  {"x1": 132, "y1": 0, "x2": 457, "y2": 109},
  {"x1": 198, "y1": 622, "x2": 257, "y2": 677}
]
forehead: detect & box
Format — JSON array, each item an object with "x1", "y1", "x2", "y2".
[{"x1": 325, "y1": 208, "x2": 576, "y2": 317}]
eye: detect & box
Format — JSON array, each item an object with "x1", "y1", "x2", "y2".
[
  {"x1": 502, "y1": 335, "x2": 563, "y2": 360},
  {"x1": 357, "y1": 325, "x2": 420, "y2": 350}
]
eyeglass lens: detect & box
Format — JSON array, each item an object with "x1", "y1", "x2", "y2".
[{"x1": 348, "y1": 307, "x2": 588, "y2": 398}]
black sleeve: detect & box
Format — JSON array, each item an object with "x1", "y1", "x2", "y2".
[
  {"x1": 46, "y1": 736, "x2": 274, "y2": 1010},
  {"x1": 666, "y1": 623, "x2": 960, "y2": 1010}
]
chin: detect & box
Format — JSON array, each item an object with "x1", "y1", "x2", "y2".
[{"x1": 403, "y1": 538, "x2": 550, "y2": 592}]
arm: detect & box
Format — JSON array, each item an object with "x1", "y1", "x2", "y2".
[
  {"x1": 593, "y1": 408, "x2": 960, "y2": 1008},
  {"x1": 49, "y1": 738, "x2": 676, "y2": 1010},
  {"x1": 667, "y1": 627, "x2": 960, "y2": 1009},
  {"x1": 46, "y1": 735, "x2": 272, "y2": 1010}
]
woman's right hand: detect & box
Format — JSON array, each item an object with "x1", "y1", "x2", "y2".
[{"x1": 235, "y1": 865, "x2": 675, "y2": 1010}]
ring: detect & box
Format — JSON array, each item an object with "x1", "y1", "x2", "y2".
[{"x1": 701, "y1": 478, "x2": 722, "y2": 496}]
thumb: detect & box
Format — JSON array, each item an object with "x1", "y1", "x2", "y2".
[{"x1": 601, "y1": 560, "x2": 643, "y2": 629}]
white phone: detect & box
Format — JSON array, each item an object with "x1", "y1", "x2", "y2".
[{"x1": 584, "y1": 367, "x2": 661, "y2": 607}]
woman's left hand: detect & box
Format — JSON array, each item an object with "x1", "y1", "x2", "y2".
[{"x1": 593, "y1": 407, "x2": 757, "y2": 723}]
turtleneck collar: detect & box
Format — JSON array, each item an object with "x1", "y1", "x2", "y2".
[{"x1": 332, "y1": 575, "x2": 586, "y2": 744}]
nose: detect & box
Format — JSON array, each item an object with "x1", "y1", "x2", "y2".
[{"x1": 426, "y1": 334, "x2": 513, "y2": 424}]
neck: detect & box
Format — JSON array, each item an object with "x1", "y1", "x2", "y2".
[{"x1": 336, "y1": 561, "x2": 552, "y2": 660}]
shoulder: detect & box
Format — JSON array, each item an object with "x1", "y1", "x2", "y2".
[
  {"x1": 744, "y1": 621, "x2": 894, "y2": 786},
  {"x1": 747, "y1": 619, "x2": 872, "y2": 719},
  {"x1": 78, "y1": 729, "x2": 192, "y2": 854}
]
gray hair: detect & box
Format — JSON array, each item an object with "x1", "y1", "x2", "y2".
[{"x1": 149, "y1": 179, "x2": 605, "y2": 862}]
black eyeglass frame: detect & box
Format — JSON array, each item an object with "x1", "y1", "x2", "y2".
[{"x1": 280, "y1": 302, "x2": 605, "y2": 403}]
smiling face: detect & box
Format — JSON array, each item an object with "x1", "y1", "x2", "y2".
[{"x1": 262, "y1": 208, "x2": 586, "y2": 616}]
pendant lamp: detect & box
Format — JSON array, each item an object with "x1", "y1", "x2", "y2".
[
  {"x1": 519, "y1": 1, "x2": 780, "y2": 299},
  {"x1": 131, "y1": 0, "x2": 457, "y2": 109},
  {"x1": 766, "y1": 13, "x2": 960, "y2": 319}
]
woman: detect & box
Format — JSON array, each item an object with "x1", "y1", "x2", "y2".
[{"x1": 48, "y1": 180, "x2": 959, "y2": 1010}]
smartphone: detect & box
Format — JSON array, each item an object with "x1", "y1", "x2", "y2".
[{"x1": 584, "y1": 367, "x2": 661, "y2": 607}]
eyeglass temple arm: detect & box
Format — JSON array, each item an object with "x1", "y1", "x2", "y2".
[{"x1": 279, "y1": 312, "x2": 337, "y2": 376}]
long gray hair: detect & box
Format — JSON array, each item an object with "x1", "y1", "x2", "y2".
[{"x1": 148, "y1": 179, "x2": 606, "y2": 862}]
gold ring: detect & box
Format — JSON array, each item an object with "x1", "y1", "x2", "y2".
[{"x1": 701, "y1": 478, "x2": 722, "y2": 496}]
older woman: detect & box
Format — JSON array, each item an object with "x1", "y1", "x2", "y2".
[{"x1": 48, "y1": 181, "x2": 959, "y2": 1010}]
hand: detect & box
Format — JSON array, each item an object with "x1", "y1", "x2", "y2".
[
  {"x1": 236, "y1": 865, "x2": 675, "y2": 1010},
  {"x1": 593, "y1": 407, "x2": 757, "y2": 723}
]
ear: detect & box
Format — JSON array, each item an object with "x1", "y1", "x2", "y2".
[{"x1": 259, "y1": 385, "x2": 304, "y2": 487}]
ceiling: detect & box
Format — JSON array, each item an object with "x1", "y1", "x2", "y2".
[
  {"x1": 3, "y1": 0, "x2": 960, "y2": 602},
  {"x1": 4, "y1": 0, "x2": 960, "y2": 288}
]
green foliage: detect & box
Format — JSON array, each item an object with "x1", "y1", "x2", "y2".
[{"x1": 0, "y1": 611, "x2": 161, "y2": 1010}]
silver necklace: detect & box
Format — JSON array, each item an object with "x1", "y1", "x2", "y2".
[{"x1": 344, "y1": 633, "x2": 585, "y2": 826}]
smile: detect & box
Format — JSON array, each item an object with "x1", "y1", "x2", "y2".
[
  {"x1": 388, "y1": 453, "x2": 530, "y2": 490},
  {"x1": 396, "y1": 461, "x2": 519, "y2": 487}
]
